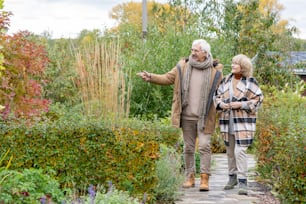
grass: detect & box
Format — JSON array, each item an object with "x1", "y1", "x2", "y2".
[{"x1": 74, "y1": 38, "x2": 131, "y2": 121}]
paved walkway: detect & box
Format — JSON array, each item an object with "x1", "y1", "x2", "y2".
[{"x1": 175, "y1": 153, "x2": 265, "y2": 204}]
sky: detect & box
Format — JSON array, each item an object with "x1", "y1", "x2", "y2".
[{"x1": 3, "y1": 0, "x2": 306, "y2": 39}]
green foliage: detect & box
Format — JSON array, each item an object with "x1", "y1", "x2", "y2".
[
  {"x1": 64, "y1": 185, "x2": 141, "y2": 204},
  {"x1": 0, "y1": 114, "x2": 181, "y2": 201},
  {"x1": 124, "y1": 25, "x2": 201, "y2": 119},
  {"x1": 254, "y1": 52, "x2": 302, "y2": 89},
  {"x1": 0, "y1": 168, "x2": 64, "y2": 203},
  {"x1": 104, "y1": 0, "x2": 214, "y2": 119},
  {"x1": 154, "y1": 144, "x2": 184, "y2": 203},
  {"x1": 255, "y1": 84, "x2": 306, "y2": 203},
  {"x1": 0, "y1": 149, "x2": 12, "y2": 171},
  {"x1": 43, "y1": 31, "x2": 108, "y2": 108},
  {"x1": 90, "y1": 188, "x2": 141, "y2": 204},
  {"x1": 290, "y1": 38, "x2": 306, "y2": 50},
  {"x1": 194, "y1": 0, "x2": 302, "y2": 89},
  {"x1": 113, "y1": 0, "x2": 300, "y2": 119},
  {"x1": 200, "y1": 0, "x2": 270, "y2": 58},
  {"x1": 44, "y1": 37, "x2": 80, "y2": 107}
]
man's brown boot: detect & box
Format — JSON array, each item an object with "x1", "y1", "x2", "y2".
[
  {"x1": 199, "y1": 173, "x2": 209, "y2": 191},
  {"x1": 182, "y1": 173, "x2": 195, "y2": 188}
]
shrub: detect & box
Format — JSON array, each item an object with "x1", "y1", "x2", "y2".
[
  {"x1": 92, "y1": 188, "x2": 141, "y2": 204},
  {"x1": 154, "y1": 144, "x2": 184, "y2": 203},
  {"x1": 255, "y1": 84, "x2": 306, "y2": 203},
  {"x1": 0, "y1": 168, "x2": 64, "y2": 203},
  {"x1": 64, "y1": 184, "x2": 141, "y2": 204},
  {"x1": 0, "y1": 114, "x2": 181, "y2": 201},
  {"x1": 1, "y1": 31, "x2": 50, "y2": 120}
]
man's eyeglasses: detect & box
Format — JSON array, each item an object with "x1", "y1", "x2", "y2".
[{"x1": 191, "y1": 48, "x2": 204, "y2": 53}]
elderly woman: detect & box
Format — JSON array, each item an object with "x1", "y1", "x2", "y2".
[{"x1": 213, "y1": 54, "x2": 263, "y2": 195}]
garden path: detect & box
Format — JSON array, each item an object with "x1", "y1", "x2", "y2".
[{"x1": 175, "y1": 153, "x2": 278, "y2": 204}]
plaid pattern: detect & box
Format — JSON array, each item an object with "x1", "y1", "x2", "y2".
[{"x1": 214, "y1": 74, "x2": 264, "y2": 147}]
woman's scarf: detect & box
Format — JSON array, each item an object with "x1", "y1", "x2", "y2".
[{"x1": 182, "y1": 54, "x2": 213, "y2": 131}]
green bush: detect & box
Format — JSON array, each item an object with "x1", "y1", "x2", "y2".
[
  {"x1": 255, "y1": 84, "x2": 306, "y2": 203},
  {"x1": 0, "y1": 114, "x2": 181, "y2": 202},
  {"x1": 44, "y1": 38, "x2": 80, "y2": 107},
  {"x1": 92, "y1": 188, "x2": 141, "y2": 204},
  {"x1": 154, "y1": 144, "x2": 184, "y2": 203},
  {"x1": 64, "y1": 184, "x2": 141, "y2": 204},
  {"x1": 125, "y1": 26, "x2": 207, "y2": 119},
  {"x1": 0, "y1": 168, "x2": 64, "y2": 203}
]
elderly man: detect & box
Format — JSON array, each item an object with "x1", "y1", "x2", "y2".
[{"x1": 137, "y1": 39, "x2": 222, "y2": 191}]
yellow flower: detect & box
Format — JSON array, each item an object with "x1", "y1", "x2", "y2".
[{"x1": 0, "y1": 105, "x2": 5, "y2": 110}]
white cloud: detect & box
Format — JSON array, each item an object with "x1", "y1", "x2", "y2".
[
  {"x1": 278, "y1": 0, "x2": 306, "y2": 39},
  {"x1": 3, "y1": 0, "x2": 306, "y2": 39},
  {"x1": 4, "y1": 0, "x2": 119, "y2": 38}
]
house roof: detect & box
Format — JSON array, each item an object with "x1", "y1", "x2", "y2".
[
  {"x1": 265, "y1": 51, "x2": 306, "y2": 65},
  {"x1": 285, "y1": 52, "x2": 306, "y2": 76},
  {"x1": 280, "y1": 51, "x2": 306, "y2": 66},
  {"x1": 264, "y1": 51, "x2": 306, "y2": 76}
]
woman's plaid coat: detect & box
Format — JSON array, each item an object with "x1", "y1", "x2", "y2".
[{"x1": 214, "y1": 74, "x2": 264, "y2": 147}]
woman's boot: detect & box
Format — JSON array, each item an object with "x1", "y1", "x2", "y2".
[
  {"x1": 224, "y1": 174, "x2": 238, "y2": 190},
  {"x1": 238, "y1": 178, "x2": 248, "y2": 195}
]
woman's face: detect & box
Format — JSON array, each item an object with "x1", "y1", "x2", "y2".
[{"x1": 231, "y1": 60, "x2": 242, "y2": 74}]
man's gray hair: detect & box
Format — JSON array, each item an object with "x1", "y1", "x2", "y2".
[{"x1": 192, "y1": 39, "x2": 211, "y2": 54}]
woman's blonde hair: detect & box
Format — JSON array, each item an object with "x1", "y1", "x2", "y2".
[{"x1": 232, "y1": 54, "x2": 253, "y2": 77}]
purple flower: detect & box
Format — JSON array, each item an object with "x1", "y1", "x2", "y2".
[
  {"x1": 88, "y1": 184, "x2": 96, "y2": 203},
  {"x1": 40, "y1": 196, "x2": 46, "y2": 204}
]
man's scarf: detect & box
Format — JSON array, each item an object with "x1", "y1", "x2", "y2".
[{"x1": 182, "y1": 54, "x2": 213, "y2": 131}]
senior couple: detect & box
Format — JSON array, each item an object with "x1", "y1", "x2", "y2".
[{"x1": 137, "y1": 39, "x2": 264, "y2": 195}]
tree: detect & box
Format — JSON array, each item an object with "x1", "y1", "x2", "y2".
[
  {"x1": 0, "y1": 31, "x2": 50, "y2": 120},
  {"x1": 202, "y1": 0, "x2": 291, "y2": 58},
  {"x1": 109, "y1": 1, "x2": 193, "y2": 34},
  {"x1": 43, "y1": 37, "x2": 80, "y2": 107},
  {"x1": 198, "y1": 0, "x2": 298, "y2": 87},
  {"x1": 0, "y1": 1, "x2": 10, "y2": 77}
]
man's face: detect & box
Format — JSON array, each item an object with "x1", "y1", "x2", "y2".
[{"x1": 191, "y1": 43, "x2": 207, "y2": 62}]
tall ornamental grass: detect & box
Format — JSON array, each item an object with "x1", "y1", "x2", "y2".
[{"x1": 74, "y1": 38, "x2": 131, "y2": 120}]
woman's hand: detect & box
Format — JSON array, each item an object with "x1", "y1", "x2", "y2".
[
  {"x1": 220, "y1": 102, "x2": 230, "y2": 110},
  {"x1": 229, "y1": 102, "x2": 242, "y2": 109}
]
